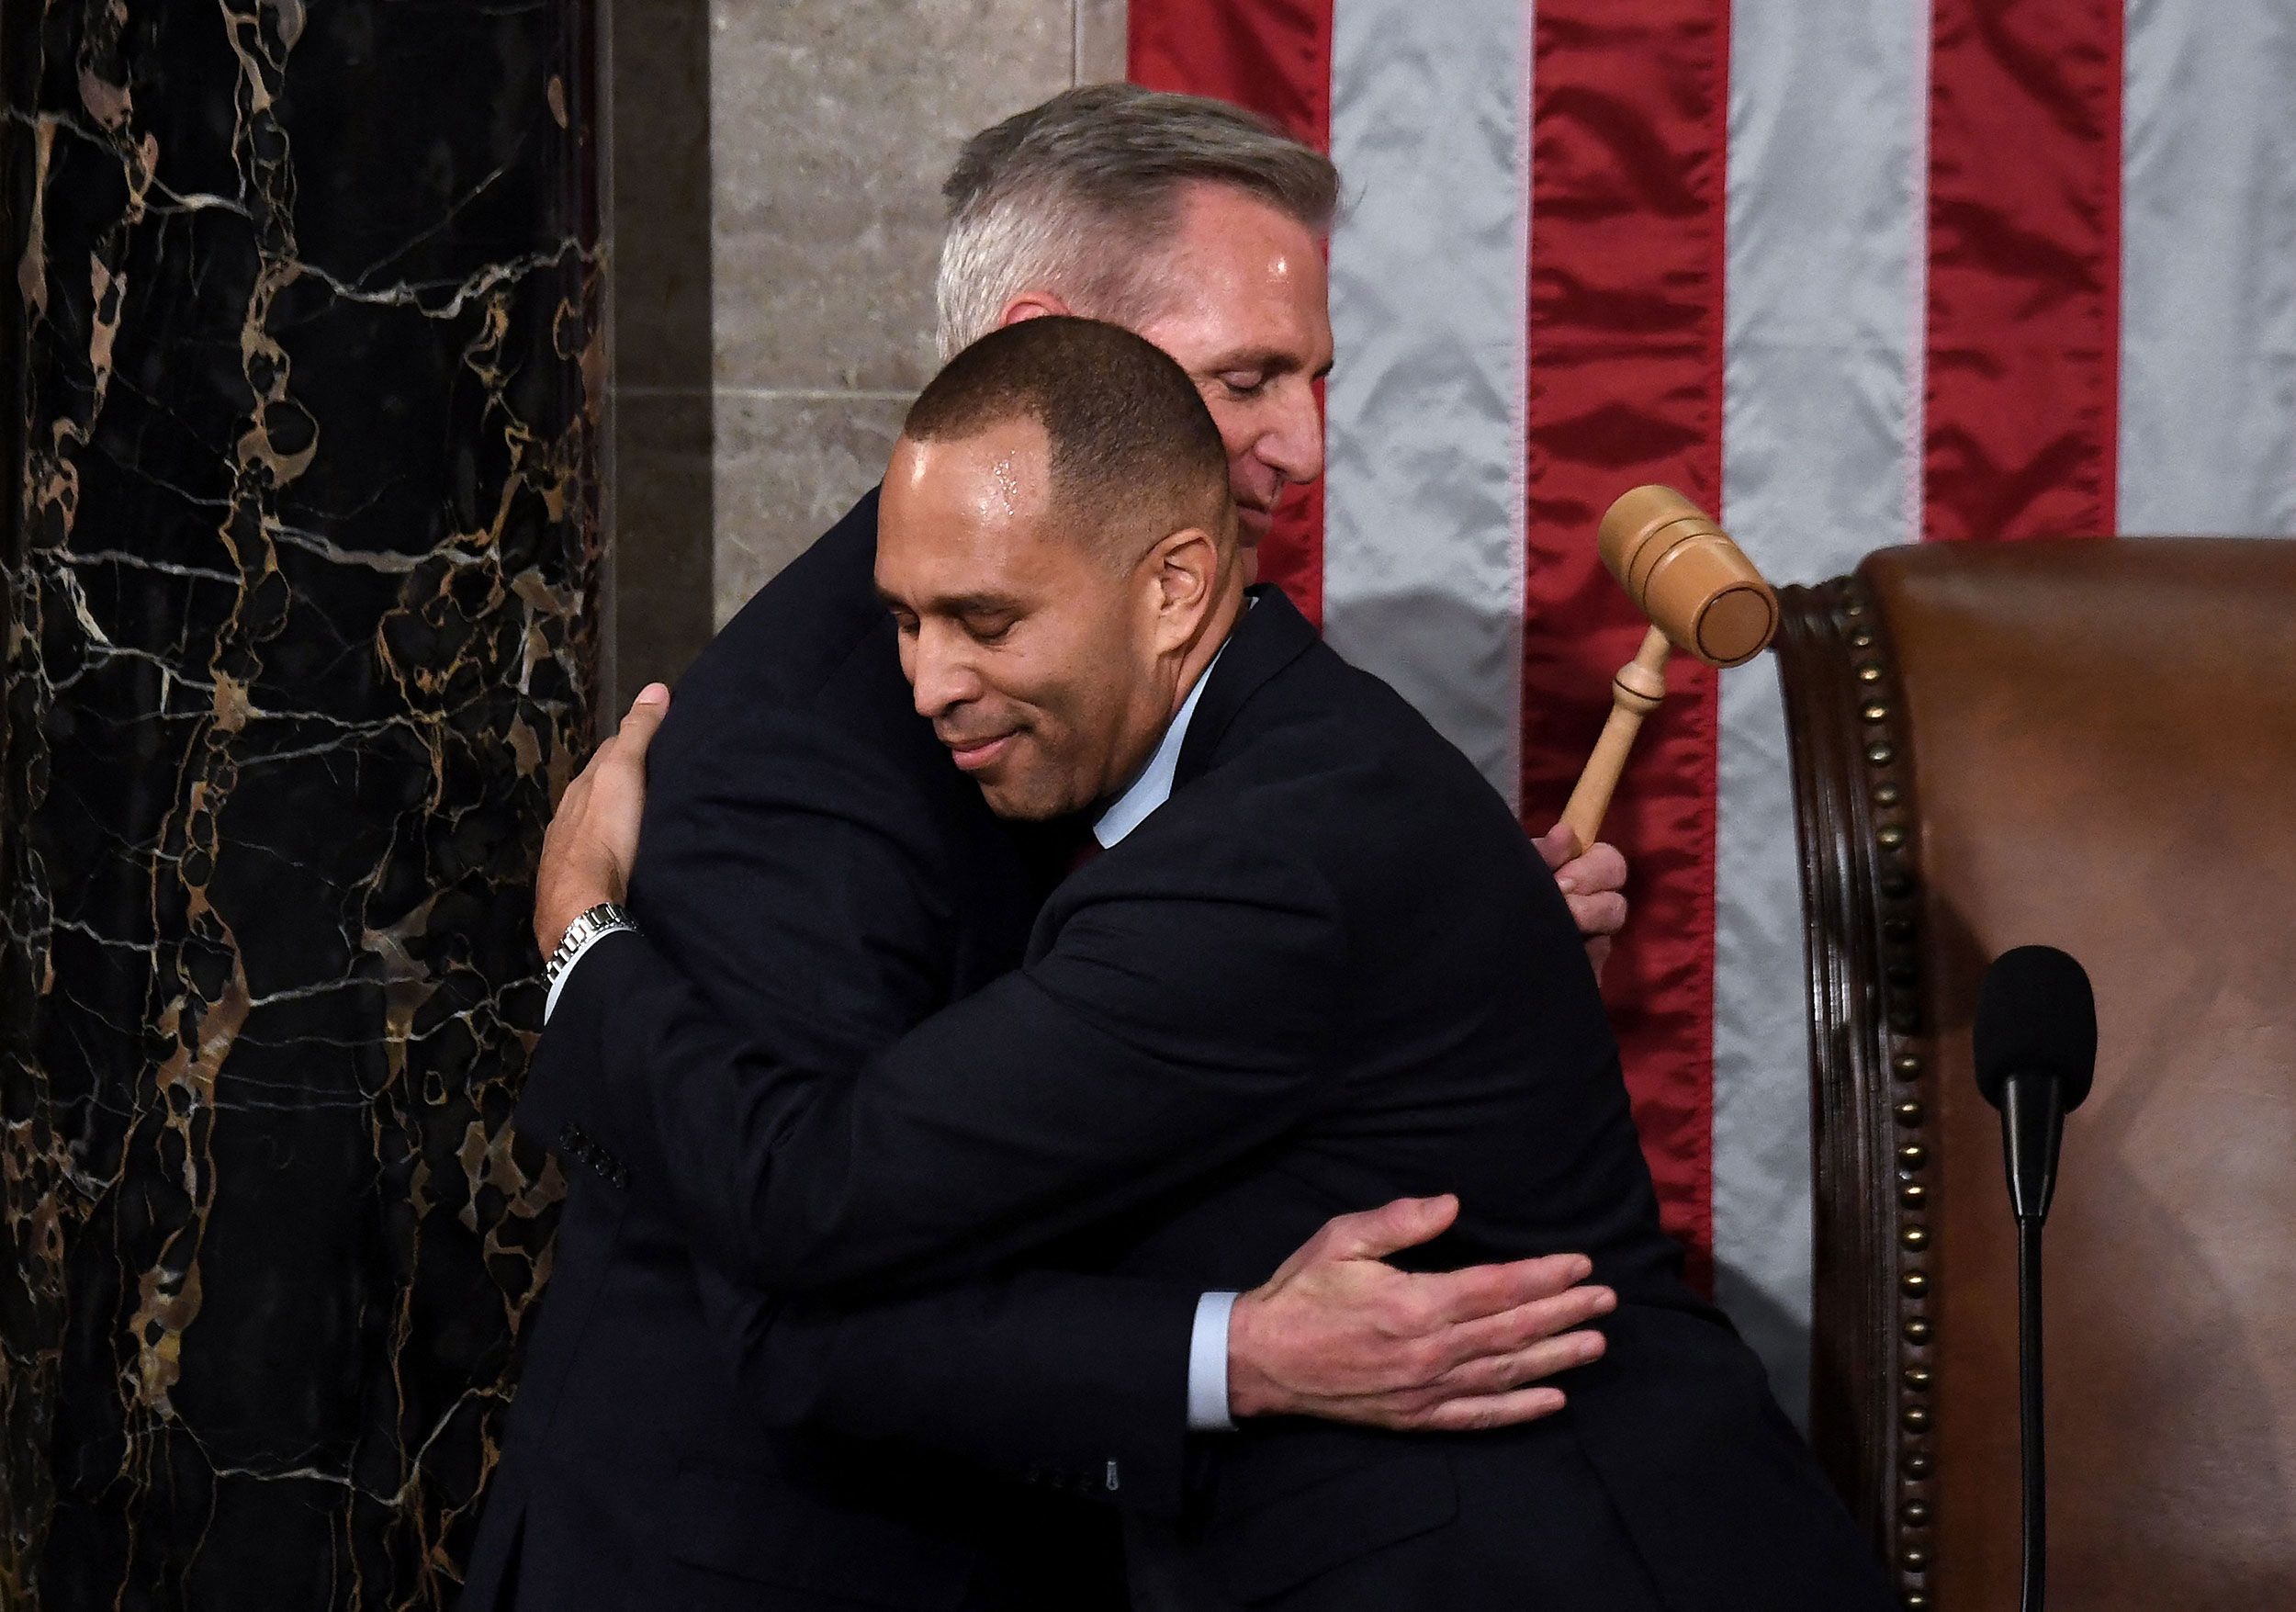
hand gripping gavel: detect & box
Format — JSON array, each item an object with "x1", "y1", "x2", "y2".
[{"x1": 1556, "y1": 486, "x2": 1779, "y2": 851}]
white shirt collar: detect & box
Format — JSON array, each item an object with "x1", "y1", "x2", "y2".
[{"x1": 1092, "y1": 637, "x2": 1227, "y2": 849}]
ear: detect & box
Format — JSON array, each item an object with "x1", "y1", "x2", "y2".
[
  {"x1": 1144, "y1": 526, "x2": 1221, "y2": 649},
  {"x1": 996, "y1": 292, "x2": 1075, "y2": 329}
]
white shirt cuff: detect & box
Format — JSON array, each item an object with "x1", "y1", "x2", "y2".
[
  {"x1": 1187, "y1": 1291, "x2": 1241, "y2": 1432},
  {"x1": 543, "y1": 925, "x2": 629, "y2": 1022}
]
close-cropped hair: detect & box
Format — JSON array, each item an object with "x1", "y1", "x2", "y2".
[
  {"x1": 935, "y1": 84, "x2": 1339, "y2": 359},
  {"x1": 904, "y1": 316, "x2": 1234, "y2": 561}
]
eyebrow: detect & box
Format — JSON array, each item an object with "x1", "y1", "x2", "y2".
[{"x1": 876, "y1": 587, "x2": 1024, "y2": 617}]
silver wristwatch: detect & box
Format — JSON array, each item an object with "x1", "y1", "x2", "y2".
[{"x1": 546, "y1": 901, "x2": 636, "y2": 994}]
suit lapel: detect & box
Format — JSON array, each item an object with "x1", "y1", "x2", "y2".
[{"x1": 1176, "y1": 585, "x2": 1317, "y2": 789}]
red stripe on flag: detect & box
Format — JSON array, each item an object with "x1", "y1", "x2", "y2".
[
  {"x1": 1127, "y1": 0, "x2": 1332, "y2": 149},
  {"x1": 1522, "y1": 2, "x2": 1733, "y2": 1292},
  {"x1": 1924, "y1": 0, "x2": 2123, "y2": 542},
  {"x1": 1129, "y1": 0, "x2": 1332, "y2": 626}
]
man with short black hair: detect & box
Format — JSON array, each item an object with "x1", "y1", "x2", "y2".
[{"x1": 531, "y1": 316, "x2": 1892, "y2": 1609}]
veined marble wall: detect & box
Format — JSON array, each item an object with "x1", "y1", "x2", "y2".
[
  {"x1": 0, "y1": 3, "x2": 598, "y2": 1606},
  {"x1": 605, "y1": 0, "x2": 1128, "y2": 696}
]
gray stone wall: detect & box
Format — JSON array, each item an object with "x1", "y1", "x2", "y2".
[{"x1": 605, "y1": 0, "x2": 1127, "y2": 698}]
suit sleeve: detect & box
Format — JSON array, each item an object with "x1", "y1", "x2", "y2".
[
  {"x1": 546, "y1": 800, "x2": 1347, "y2": 1300},
  {"x1": 520, "y1": 698, "x2": 1199, "y2": 1513}
]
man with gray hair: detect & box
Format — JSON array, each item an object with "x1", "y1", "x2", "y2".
[
  {"x1": 936, "y1": 85, "x2": 1342, "y2": 561},
  {"x1": 463, "y1": 86, "x2": 1630, "y2": 1611}
]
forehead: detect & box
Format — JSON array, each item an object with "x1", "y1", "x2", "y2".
[
  {"x1": 1137, "y1": 183, "x2": 1333, "y2": 367},
  {"x1": 876, "y1": 419, "x2": 1074, "y2": 598}
]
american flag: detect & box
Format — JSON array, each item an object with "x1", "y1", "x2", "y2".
[{"x1": 1127, "y1": 0, "x2": 2296, "y2": 1417}]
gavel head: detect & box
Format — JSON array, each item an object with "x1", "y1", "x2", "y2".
[{"x1": 1597, "y1": 486, "x2": 1778, "y2": 667}]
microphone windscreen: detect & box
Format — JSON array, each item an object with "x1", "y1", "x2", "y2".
[{"x1": 1974, "y1": 944, "x2": 2098, "y2": 1112}]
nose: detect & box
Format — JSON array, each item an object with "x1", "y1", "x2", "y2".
[
  {"x1": 906, "y1": 624, "x2": 983, "y2": 721},
  {"x1": 1260, "y1": 378, "x2": 1325, "y2": 490}
]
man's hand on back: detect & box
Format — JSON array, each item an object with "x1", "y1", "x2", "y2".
[
  {"x1": 1532, "y1": 826, "x2": 1628, "y2": 980},
  {"x1": 1227, "y1": 1194, "x2": 1614, "y2": 1432},
  {"x1": 535, "y1": 683, "x2": 670, "y2": 957}
]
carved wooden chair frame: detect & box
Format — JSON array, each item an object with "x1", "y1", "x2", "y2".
[{"x1": 1774, "y1": 570, "x2": 1939, "y2": 1606}]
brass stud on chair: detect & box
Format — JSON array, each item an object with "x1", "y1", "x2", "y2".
[{"x1": 1833, "y1": 594, "x2": 1937, "y2": 1560}]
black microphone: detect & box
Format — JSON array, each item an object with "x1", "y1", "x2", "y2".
[
  {"x1": 1975, "y1": 943, "x2": 2098, "y2": 1225},
  {"x1": 1972, "y1": 944, "x2": 2098, "y2": 1612}
]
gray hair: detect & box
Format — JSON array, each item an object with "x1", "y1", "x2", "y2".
[{"x1": 935, "y1": 84, "x2": 1339, "y2": 360}]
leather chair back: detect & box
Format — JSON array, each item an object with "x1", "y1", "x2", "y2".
[{"x1": 1773, "y1": 537, "x2": 2296, "y2": 1609}]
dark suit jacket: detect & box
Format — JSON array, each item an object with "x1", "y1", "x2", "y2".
[
  {"x1": 534, "y1": 579, "x2": 1897, "y2": 1609},
  {"x1": 463, "y1": 493, "x2": 1200, "y2": 1612}
]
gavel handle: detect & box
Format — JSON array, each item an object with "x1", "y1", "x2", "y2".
[{"x1": 1557, "y1": 624, "x2": 1673, "y2": 852}]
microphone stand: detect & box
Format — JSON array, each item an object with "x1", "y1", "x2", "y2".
[
  {"x1": 2015, "y1": 1212, "x2": 2044, "y2": 1612},
  {"x1": 2001, "y1": 1074, "x2": 2065, "y2": 1612}
]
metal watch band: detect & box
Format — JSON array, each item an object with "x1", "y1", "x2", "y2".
[{"x1": 545, "y1": 901, "x2": 636, "y2": 994}]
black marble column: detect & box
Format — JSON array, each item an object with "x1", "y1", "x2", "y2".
[{"x1": 1, "y1": 3, "x2": 600, "y2": 1606}]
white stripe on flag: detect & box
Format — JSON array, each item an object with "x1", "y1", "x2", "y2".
[
  {"x1": 1322, "y1": 0, "x2": 1528, "y2": 806},
  {"x1": 2120, "y1": 0, "x2": 2296, "y2": 537},
  {"x1": 1714, "y1": 0, "x2": 1933, "y2": 1424}
]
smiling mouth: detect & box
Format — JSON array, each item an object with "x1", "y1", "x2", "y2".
[{"x1": 944, "y1": 732, "x2": 1018, "y2": 772}]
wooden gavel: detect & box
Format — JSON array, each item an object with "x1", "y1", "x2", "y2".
[{"x1": 1557, "y1": 486, "x2": 1779, "y2": 851}]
